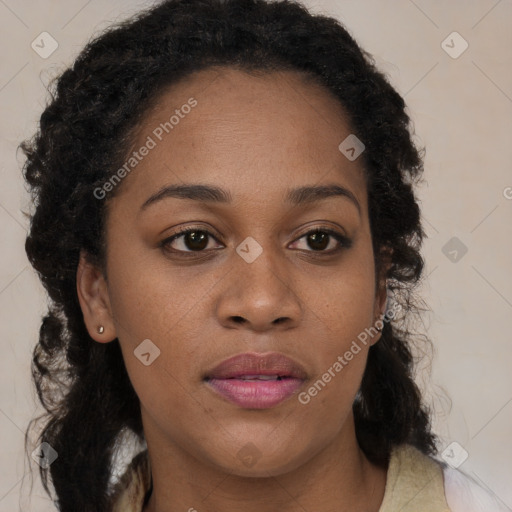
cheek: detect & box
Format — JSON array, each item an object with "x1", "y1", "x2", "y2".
[
  {"x1": 309, "y1": 251, "x2": 377, "y2": 346},
  {"x1": 300, "y1": 252, "x2": 376, "y2": 404},
  {"x1": 106, "y1": 240, "x2": 221, "y2": 343},
  {"x1": 104, "y1": 245, "x2": 224, "y2": 399}
]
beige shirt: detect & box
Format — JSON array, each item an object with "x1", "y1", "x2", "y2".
[{"x1": 109, "y1": 443, "x2": 452, "y2": 511}]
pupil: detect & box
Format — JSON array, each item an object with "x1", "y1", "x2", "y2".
[
  {"x1": 186, "y1": 231, "x2": 208, "y2": 251},
  {"x1": 309, "y1": 232, "x2": 328, "y2": 251}
]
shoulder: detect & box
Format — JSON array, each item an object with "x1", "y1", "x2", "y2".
[
  {"x1": 380, "y1": 443, "x2": 509, "y2": 512},
  {"x1": 109, "y1": 449, "x2": 152, "y2": 512},
  {"x1": 379, "y1": 443, "x2": 450, "y2": 511},
  {"x1": 442, "y1": 463, "x2": 510, "y2": 512}
]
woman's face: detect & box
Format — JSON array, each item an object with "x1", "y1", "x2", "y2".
[{"x1": 81, "y1": 67, "x2": 387, "y2": 476}]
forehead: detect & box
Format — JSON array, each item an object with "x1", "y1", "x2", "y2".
[{"x1": 113, "y1": 66, "x2": 368, "y2": 215}]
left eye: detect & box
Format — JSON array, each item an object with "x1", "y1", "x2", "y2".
[
  {"x1": 290, "y1": 229, "x2": 350, "y2": 253},
  {"x1": 161, "y1": 228, "x2": 351, "y2": 254}
]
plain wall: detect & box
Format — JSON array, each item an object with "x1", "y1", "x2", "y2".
[{"x1": 0, "y1": 0, "x2": 511, "y2": 510}]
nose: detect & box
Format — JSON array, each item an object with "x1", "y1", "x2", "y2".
[{"x1": 215, "y1": 246, "x2": 303, "y2": 333}]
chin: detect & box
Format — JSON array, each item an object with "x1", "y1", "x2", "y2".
[{"x1": 207, "y1": 443, "x2": 311, "y2": 478}]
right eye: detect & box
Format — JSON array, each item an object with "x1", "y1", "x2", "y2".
[{"x1": 160, "y1": 227, "x2": 223, "y2": 254}]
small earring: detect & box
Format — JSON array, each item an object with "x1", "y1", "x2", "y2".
[{"x1": 97, "y1": 326, "x2": 104, "y2": 334}]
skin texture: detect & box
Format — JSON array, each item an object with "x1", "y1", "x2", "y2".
[{"x1": 77, "y1": 67, "x2": 389, "y2": 512}]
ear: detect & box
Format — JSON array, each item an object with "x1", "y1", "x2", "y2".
[
  {"x1": 76, "y1": 250, "x2": 116, "y2": 343},
  {"x1": 371, "y1": 247, "x2": 393, "y2": 345}
]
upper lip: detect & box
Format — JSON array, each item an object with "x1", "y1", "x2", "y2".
[{"x1": 204, "y1": 352, "x2": 308, "y2": 380}]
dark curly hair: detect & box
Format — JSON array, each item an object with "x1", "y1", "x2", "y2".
[{"x1": 21, "y1": 0, "x2": 438, "y2": 510}]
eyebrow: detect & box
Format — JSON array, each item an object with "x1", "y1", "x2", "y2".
[{"x1": 140, "y1": 183, "x2": 361, "y2": 215}]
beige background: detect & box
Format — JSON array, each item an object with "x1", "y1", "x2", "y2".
[{"x1": 0, "y1": 0, "x2": 511, "y2": 510}]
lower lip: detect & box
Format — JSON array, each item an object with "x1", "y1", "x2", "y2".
[{"x1": 206, "y1": 377, "x2": 304, "y2": 409}]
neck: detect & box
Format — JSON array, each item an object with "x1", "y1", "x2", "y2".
[{"x1": 143, "y1": 414, "x2": 387, "y2": 512}]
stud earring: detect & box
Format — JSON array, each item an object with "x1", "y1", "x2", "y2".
[{"x1": 97, "y1": 325, "x2": 104, "y2": 334}]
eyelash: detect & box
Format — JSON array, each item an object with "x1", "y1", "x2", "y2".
[{"x1": 160, "y1": 226, "x2": 352, "y2": 256}]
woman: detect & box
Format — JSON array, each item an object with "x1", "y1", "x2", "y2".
[{"x1": 21, "y1": 0, "x2": 507, "y2": 511}]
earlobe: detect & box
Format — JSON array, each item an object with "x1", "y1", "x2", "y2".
[{"x1": 76, "y1": 250, "x2": 116, "y2": 343}]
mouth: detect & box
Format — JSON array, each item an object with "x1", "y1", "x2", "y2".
[{"x1": 203, "y1": 352, "x2": 307, "y2": 409}]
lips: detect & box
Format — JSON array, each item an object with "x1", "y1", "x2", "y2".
[
  {"x1": 204, "y1": 352, "x2": 308, "y2": 381},
  {"x1": 204, "y1": 352, "x2": 307, "y2": 409}
]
